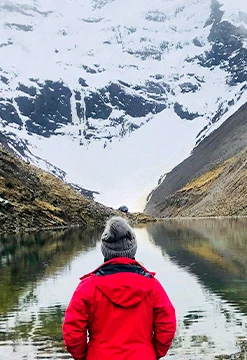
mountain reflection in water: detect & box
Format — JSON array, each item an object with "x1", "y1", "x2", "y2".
[
  {"x1": 146, "y1": 218, "x2": 247, "y2": 314},
  {"x1": 0, "y1": 219, "x2": 246, "y2": 360}
]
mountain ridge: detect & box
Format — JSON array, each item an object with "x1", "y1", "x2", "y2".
[{"x1": 0, "y1": 0, "x2": 247, "y2": 210}]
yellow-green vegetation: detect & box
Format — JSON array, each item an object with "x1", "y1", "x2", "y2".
[
  {"x1": 35, "y1": 199, "x2": 62, "y2": 213},
  {"x1": 0, "y1": 146, "x2": 118, "y2": 233},
  {"x1": 0, "y1": 146, "x2": 156, "y2": 233},
  {"x1": 127, "y1": 212, "x2": 157, "y2": 224},
  {"x1": 181, "y1": 160, "x2": 231, "y2": 192},
  {"x1": 153, "y1": 153, "x2": 247, "y2": 218}
]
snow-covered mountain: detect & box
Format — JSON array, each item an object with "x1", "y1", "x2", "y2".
[{"x1": 0, "y1": 0, "x2": 247, "y2": 211}]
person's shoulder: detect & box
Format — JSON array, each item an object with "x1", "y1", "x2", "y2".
[
  {"x1": 79, "y1": 273, "x2": 95, "y2": 286},
  {"x1": 75, "y1": 273, "x2": 96, "y2": 297},
  {"x1": 152, "y1": 277, "x2": 166, "y2": 293}
]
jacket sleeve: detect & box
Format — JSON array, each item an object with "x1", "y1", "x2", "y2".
[
  {"x1": 152, "y1": 278, "x2": 176, "y2": 359},
  {"x1": 62, "y1": 278, "x2": 93, "y2": 360}
]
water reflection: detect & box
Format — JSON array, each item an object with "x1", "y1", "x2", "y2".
[
  {"x1": 146, "y1": 219, "x2": 247, "y2": 314},
  {"x1": 0, "y1": 227, "x2": 101, "y2": 360},
  {"x1": 0, "y1": 227, "x2": 100, "y2": 314},
  {"x1": 0, "y1": 219, "x2": 246, "y2": 360},
  {"x1": 144, "y1": 219, "x2": 247, "y2": 359}
]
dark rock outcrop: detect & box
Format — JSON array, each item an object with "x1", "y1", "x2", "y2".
[
  {"x1": 197, "y1": 0, "x2": 247, "y2": 85},
  {"x1": 174, "y1": 102, "x2": 200, "y2": 120},
  {"x1": 16, "y1": 80, "x2": 72, "y2": 137}
]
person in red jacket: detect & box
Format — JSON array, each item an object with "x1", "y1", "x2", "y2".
[{"x1": 62, "y1": 216, "x2": 176, "y2": 360}]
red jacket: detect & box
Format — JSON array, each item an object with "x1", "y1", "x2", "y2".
[{"x1": 62, "y1": 257, "x2": 176, "y2": 360}]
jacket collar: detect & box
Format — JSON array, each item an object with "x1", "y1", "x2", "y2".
[{"x1": 80, "y1": 257, "x2": 155, "y2": 280}]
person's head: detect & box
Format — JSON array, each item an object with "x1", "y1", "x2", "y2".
[{"x1": 101, "y1": 216, "x2": 137, "y2": 261}]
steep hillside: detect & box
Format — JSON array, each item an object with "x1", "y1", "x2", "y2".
[
  {"x1": 145, "y1": 102, "x2": 247, "y2": 217},
  {"x1": 0, "y1": 146, "x2": 154, "y2": 233},
  {"x1": 0, "y1": 146, "x2": 115, "y2": 232}
]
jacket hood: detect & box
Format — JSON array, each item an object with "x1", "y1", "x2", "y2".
[
  {"x1": 81, "y1": 258, "x2": 155, "y2": 308},
  {"x1": 94, "y1": 272, "x2": 154, "y2": 308}
]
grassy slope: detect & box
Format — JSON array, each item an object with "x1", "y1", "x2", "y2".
[
  {"x1": 152, "y1": 147, "x2": 247, "y2": 217},
  {"x1": 145, "y1": 101, "x2": 247, "y2": 217},
  {"x1": 0, "y1": 146, "x2": 154, "y2": 233}
]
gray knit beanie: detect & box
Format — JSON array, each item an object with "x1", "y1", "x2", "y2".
[{"x1": 101, "y1": 216, "x2": 137, "y2": 261}]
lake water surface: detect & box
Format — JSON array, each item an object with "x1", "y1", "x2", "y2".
[{"x1": 0, "y1": 219, "x2": 247, "y2": 359}]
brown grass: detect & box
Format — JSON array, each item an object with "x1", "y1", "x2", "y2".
[{"x1": 182, "y1": 160, "x2": 232, "y2": 192}]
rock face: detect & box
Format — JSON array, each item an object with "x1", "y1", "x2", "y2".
[
  {"x1": 1, "y1": 79, "x2": 168, "y2": 144},
  {"x1": 145, "y1": 102, "x2": 247, "y2": 217},
  {"x1": 16, "y1": 81, "x2": 73, "y2": 137}
]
